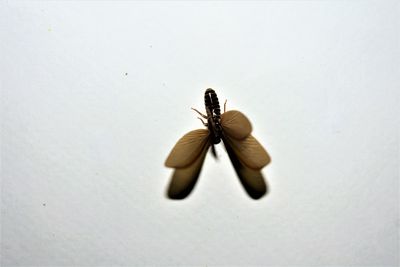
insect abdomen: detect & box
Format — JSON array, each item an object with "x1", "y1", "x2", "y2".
[{"x1": 204, "y1": 88, "x2": 221, "y2": 117}]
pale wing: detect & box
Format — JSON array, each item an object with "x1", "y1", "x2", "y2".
[
  {"x1": 222, "y1": 136, "x2": 267, "y2": 199},
  {"x1": 221, "y1": 110, "x2": 252, "y2": 140},
  {"x1": 165, "y1": 129, "x2": 210, "y2": 168},
  {"x1": 167, "y1": 141, "x2": 210, "y2": 199},
  {"x1": 224, "y1": 134, "x2": 271, "y2": 170}
]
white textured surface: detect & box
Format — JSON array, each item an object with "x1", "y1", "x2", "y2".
[{"x1": 1, "y1": 1, "x2": 399, "y2": 266}]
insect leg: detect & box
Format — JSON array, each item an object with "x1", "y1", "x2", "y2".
[
  {"x1": 197, "y1": 117, "x2": 208, "y2": 126},
  {"x1": 191, "y1": 107, "x2": 208, "y2": 119},
  {"x1": 224, "y1": 100, "x2": 227, "y2": 113}
]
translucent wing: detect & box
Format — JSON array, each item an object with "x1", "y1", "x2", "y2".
[
  {"x1": 165, "y1": 129, "x2": 210, "y2": 168},
  {"x1": 224, "y1": 134, "x2": 271, "y2": 170},
  {"x1": 221, "y1": 110, "x2": 252, "y2": 140},
  {"x1": 222, "y1": 136, "x2": 267, "y2": 199},
  {"x1": 167, "y1": 141, "x2": 210, "y2": 199}
]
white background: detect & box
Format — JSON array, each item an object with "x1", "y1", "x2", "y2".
[{"x1": 1, "y1": 1, "x2": 399, "y2": 266}]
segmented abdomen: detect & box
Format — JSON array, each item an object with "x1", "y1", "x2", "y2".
[{"x1": 204, "y1": 88, "x2": 221, "y2": 117}]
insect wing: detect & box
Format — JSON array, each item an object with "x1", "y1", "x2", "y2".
[
  {"x1": 165, "y1": 129, "x2": 210, "y2": 168},
  {"x1": 221, "y1": 110, "x2": 252, "y2": 139},
  {"x1": 167, "y1": 140, "x2": 210, "y2": 199},
  {"x1": 224, "y1": 134, "x2": 271, "y2": 170},
  {"x1": 222, "y1": 136, "x2": 267, "y2": 199}
]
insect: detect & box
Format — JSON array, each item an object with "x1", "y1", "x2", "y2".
[{"x1": 165, "y1": 88, "x2": 271, "y2": 199}]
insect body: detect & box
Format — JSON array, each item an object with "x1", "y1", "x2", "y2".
[{"x1": 165, "y1": 88, "x2": 271, "y2": 199}]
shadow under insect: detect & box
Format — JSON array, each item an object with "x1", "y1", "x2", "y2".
[{"x1": 165, "y1": 88, "x2": 271, "y2": 200}]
